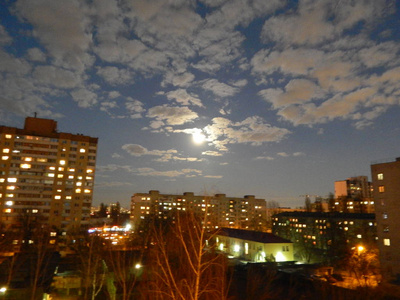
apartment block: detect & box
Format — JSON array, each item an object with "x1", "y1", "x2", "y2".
[
  {"x1": 131, "y1": 190, "x2": 267, "y2": 231},
  {"x1": 332, "y1": 176, "x2": 374, "y2": 213},
  {"x1": 371, "y1": 157, "x2": 400, "y2": 281},
  {"x1": 0, "y1": 117, "x2": 97, "y2": 231},
  {"x1": 272, "y1": 212, "x2": 377, "y2": 263}
]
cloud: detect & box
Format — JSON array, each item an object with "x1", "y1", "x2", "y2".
[
  {"x1": 277, "y1": 152, "x2": 289, "y2": 157},
  {"x1": 204, "y1": 175, "x2": 223, "y2": 179},
  {"x1": 70, "y1": 88, "x2": 98, "y2": 108},
  {"x1": 165, "y1": 89, "x2": 203, "y2": 107},
  {"x1": 293, "y1": 152, "x2": 305, "y2": 157},
  {"x1": 33, "y1": 65, "x2": 81, "y2": 89},
  {"x1": 0, "y1": 25, "x2": 12, "y2": 45},
  {"x1": 147, "y1": 105, "x2": 198, "y2": 125},
  {"x1": 15, "y1": 0, "x2": 93, "y2": 71},
  {"x1": 202, "y1": 151, "x2": 223, "y2": 157},
  {"x1": 204, "y1": 116, "x2": 291, "y2": 150},
  {"x1": 136, "y1": 167, "x2": 202, "y2": 178},
  {"x1": 259, "y1": 79, "x2": 323, "y2": 109},
  {"x1": 261, "y1": 0, "x2": 388, "y2": 47},
  {"x1": 27, "y1": 48, "x2": 46, "y2": 62},
  {"x1": 256, "y1": 156, "x2": 274, "y2": 160},
  {"x1": 95, "y1": 181, "x2": 133, "y2": 188},
  {"x1": 122, "y1": 144, "x2": 177, "y2": 157},
  {"x1": 125, "y1": 97, "x2": 145, "y2": 118},
  {"x1": 162, "y1": 72, "x2": 195, "y2": 87},
  {"x1": 202, "y1": 79, "x2": 239, "y2": 97},
  {"x1": 97, "y1": 66, "x2": 133, "y2": 85}
]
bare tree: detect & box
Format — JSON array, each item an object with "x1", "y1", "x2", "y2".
[
  {"x1": 104, "y1": 246, "x2": 144, "y2": 300},
  {"x1": 139, "y1": 208, "x2": 229, "y2": 300},
  {"x1": 70, "y1": 233, "x2": 107, "y2": 299}
]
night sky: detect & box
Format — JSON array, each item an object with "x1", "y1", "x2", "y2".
[{"x1": 1, "y1": 0, "x2": 399, "y2": 208}]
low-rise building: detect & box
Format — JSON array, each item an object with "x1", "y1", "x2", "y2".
[{"x1": 212, "y1": 228, "x2": 294, "y2": 262}]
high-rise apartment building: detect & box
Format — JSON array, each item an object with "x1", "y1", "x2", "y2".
[
  {"x1": 332, "y1": 176, "x2": 374, "y2": 213},
  {"x1": 371, "y1": 157, "x2": 400, "y2": 281},
  {"x1": 0, "y1": 117, "x2": 98, "y2": 231},
  {"x1": 131, "y1": 190, "x2": 267, "y2": 231}
]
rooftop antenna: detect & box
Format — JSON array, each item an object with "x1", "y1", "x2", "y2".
[{"x1": 34, "y1": 112, "x2": 37, "y2": 118}]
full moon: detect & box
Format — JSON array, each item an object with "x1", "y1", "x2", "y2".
[{"x1": 192, "y1": 132, "x2": 206, "y2": 144}]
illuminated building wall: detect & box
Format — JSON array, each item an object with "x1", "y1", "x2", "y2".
[
  {"x1": 371, "y1": 158, "x2": 400, "y2": 281},
  {"x1": 0, "y1": 117, "x2": 97, "y2": 230},
  {"x1": 213, "y1": 228, "x2": 293, "y2": 262},
  {"x1": 130, "y1": 190, "x2": 267, "y2": 231},
  {"x1": 272, "y1": 212, "x2": 377, "y2": 262}
]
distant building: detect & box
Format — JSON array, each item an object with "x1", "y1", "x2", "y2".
[
  {"x1": 272, "y1": 212, "x2": 377, "y2": 263},
  {"x1": 371, "y1": 157, "x2": 400, "y2": 281},
  {"x1": 131, "y1": 190, "x2": 267, "y2": 231},
  {"x1": 212, "y1": 227, "x2": 294, "y2": 262},
  {"x1": 333, "y1": 176, "x2": 374, "y2": 213},
  {"x1": 0, "y1": 117, "x2": 98, "y2": 230}
]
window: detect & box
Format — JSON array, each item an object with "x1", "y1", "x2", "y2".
[
  {"x1": 377, "y1": 173, "x2": 384, "y2": 180},
  {"x1": 378, "y1": 186, "x2": 385, "y2": 193},
  {"x1": 383, "y1": 238, "x2": 391, "y2": 246},
  {"x1": 383, "y1": 212, "x2": 388, "y2": 219}
]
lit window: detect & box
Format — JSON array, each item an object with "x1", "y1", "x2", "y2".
[
  {"x1": 5, "y1": 201, "x2": 13, "y2": 206},
  {"x1": 384, "y1": 238, "x2": 391, "y2": 246},
  {"x1": 59, "y1": 160, "x2": 66, "y2": 165},
  {"x1": 32, "y1": 209, "x2": 38, "y2": 213},
  {"x1": 383, "y1": 212, "x2": 388, "y2": 219},
  {"x1": 0, "y1": 179, "x2": 4, "y2": 183},
  {"x1": 86, "y1": 169, "x2": 93, "y2": 174},
  {"x1": 75, "y1": 188, "x2": 81, "y2": 193},
  {"x1": 5, "y1": 134, "x2": 12, "y2": 139},
  {"x1": 6, "y1": 186, "x2": 15, "y2": 190},
  {"x1": 54, "y1": 195, "x2": 61, "y2": 200},
  {"x1": 76, "y1": 182, "x2": 82, "y2": 186},
  {"x1": 66, "y1": 196, "x2": 72, "y2": 200},
  {"x1": 2, "y1": 156, "x2": 9, "y2": 160},
  {"x1": 4, "y1": 208, "x2": 12, "y2": 213},
  {"x1": 357, "y1": 234, "x2": 362, "y2": 238},
  {"x1": 58, "y1": 167, "x2": 64, "y2": 171},
  {"x1": 37, "y1": 158, "x2": 47, "y2": 162},
  {"x1": 80, "y1": 148, "x2": 86, "y2": 153},
  {"x1": 2, "y1": 149, "x2": 10, "y2": 153},
  {"x1": 21, "y1": 164, "x2": 31, "y2": 169},
  {"x1": 7, "y1": 178, "x2": 17, "y2": 183},
  {"x1": 377, "y1": 173, "x2": 383, "y2": 180},
  {"x1": 68, "y1": 168, "x2": 75, "y2": 172},
  {"x1": 68, "y1": 175, "x2": 74, "y2": 179},
  {"x1": 57, "y1": 174, "x2": 63, "y2": 178},
  {"x1": 47, "y1": 173, "x2": 55, "y2": 178},
  {"x1": 50, "y1": 232, "x2": 57, "y2": 237},
  {"x1": 23, "y1": 157, "x2": 33, "y2": 162},
  {"x1": 379, "y1": 186, "x2": 385, "y2": 193}
]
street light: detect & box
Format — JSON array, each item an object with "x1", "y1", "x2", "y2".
[{"x1": 357, "y1": 245, "x2": 365, "y2": 255}]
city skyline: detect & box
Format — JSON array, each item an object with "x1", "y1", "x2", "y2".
[{"x1": 1, "y1": 0, "x2": 400, "y2": 208}]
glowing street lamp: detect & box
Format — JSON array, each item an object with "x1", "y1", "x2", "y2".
[{"x1": 357, "y1": 245, "x2": 365, "y2": 255}]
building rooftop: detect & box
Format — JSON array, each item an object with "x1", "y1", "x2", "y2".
[{"x1": 216, "y1": 228, "x2": 292, "y2": 244}]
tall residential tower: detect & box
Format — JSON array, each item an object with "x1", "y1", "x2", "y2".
[
  {"x1": 0, "y1": 117, "x2": 98, "y2": 231},
  {"x1": 371, "y1": 158, "x2": 400, "y2": 281}
]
